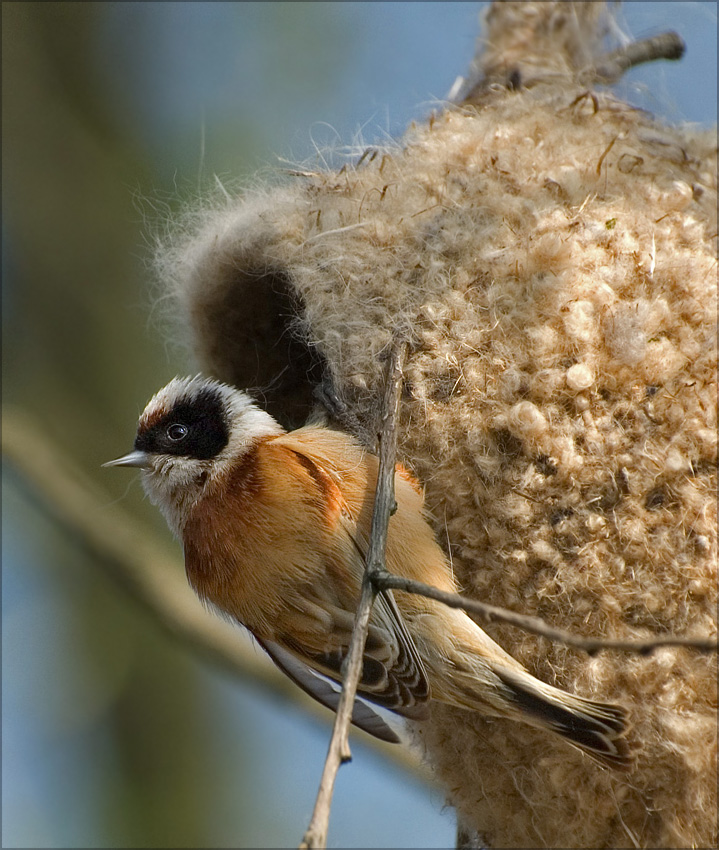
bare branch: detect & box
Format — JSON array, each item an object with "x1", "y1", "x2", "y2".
[
  {"x1": 454, "y1": 24, "x2": 686, "y2": 103},
  {"x1": 374, "y1": 572, "x2": 718, "y2": 656},
  {"x1": 300, "y1": 338, "x2": 408, "y2": 850},
  {"x1": 1, "y1": 406, "x2": 430, "y2": 784},
  {"x1": 588, "y1": 32, "x2": 686, "y2": 85}
]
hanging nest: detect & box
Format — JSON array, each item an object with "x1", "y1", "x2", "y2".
[{"x1": 156, "y1": 3, "x2": 717, "y2": 846}]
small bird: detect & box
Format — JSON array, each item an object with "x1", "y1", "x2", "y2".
[{"x1": 106, "y1": 375, "x2": 631, "y2": 768}]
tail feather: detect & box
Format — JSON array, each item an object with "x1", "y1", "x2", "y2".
[{"x1": 496, "y1": 668, "x2": 632, "y2": 770}]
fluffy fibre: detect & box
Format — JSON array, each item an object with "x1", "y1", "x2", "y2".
[{"x1": 154, "y1": 3, "x2": 716, "y2": 847}]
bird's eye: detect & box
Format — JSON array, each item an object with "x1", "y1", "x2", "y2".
[{"x1": 166, "y1": 423, "x2": 188, "y2": 442}]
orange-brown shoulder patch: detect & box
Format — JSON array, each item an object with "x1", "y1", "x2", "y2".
[
  {"x1": 288, "y1": 448, "x2": 347, "y2": 523},
  {"x1": 396, "y1": 462, "x2": 423, "y2": 495}
]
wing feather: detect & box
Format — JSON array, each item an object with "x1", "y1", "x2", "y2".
[
  {"x1": 271, "y1": 434, "x2": 431, "y2": 720},
  {"x1": 256, "y1": 637, "x2": 401, "y2": 743}
]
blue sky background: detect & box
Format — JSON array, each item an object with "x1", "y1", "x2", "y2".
[
  {"x1": 3, "y1": 3, "x2": 716, "y2": 848},
  {"x1": 93, "y1": 2, "x2": 716, "y2": 177}
]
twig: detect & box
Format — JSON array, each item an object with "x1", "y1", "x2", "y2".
[
  {"x1": 299, "y1": 339, "x2": 408, "y2": 850},
  {"x1": 457, "y1": 28, "x2": 686, "y2": 102},
  {"x1": 1, "y1": 406, "x2": 429, "y2": 784},
  {"x1": 374, "y1": 572, "x2": 718, "y2": 656},
  {"x1": 586, "y1": 32, "x2": 686, "y2": 85}
]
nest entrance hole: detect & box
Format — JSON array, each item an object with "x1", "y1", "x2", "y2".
[{"x1": 196, "y1": 268, "x2": 324, "y2": 430}]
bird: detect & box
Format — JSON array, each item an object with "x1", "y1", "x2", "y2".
[{"x1": 105, "y1": 374, "x2": 632, "y2": 768}]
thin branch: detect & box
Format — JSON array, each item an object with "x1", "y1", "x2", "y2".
[
  {"x1": 588, "y1": 32, "x2": 686, "y2": 85},
  {"x1": 455, "y1": 27, "x2": 686, "y2": 102},
  {"x1": 374, "y1": 572, "x2": 718, "y2": 656},
  {"x1": 1, "y1": 406, "x2": 429, "y2": 784},
  {"x1": 300, "y1": 339, "x2": 408, "y2": 850}
]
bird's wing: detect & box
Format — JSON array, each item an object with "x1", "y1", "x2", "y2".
[
  {"x1": 255, "y1": 636, "x2": 401, "y2": 743},
  {"x1": 342, "y1": 519, "x2": 431, "y2": 719},
  {"x1": 278, "y1": 582, "x2": 430, "y2": 721},
  {"x1": 272, "y1": 440, "x2": 431, "y2": 721}
]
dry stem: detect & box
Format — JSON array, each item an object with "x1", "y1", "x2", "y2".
[
  {"x1": 588, "y1": 31, "x2": 685, "y2": 84},
  {"x1": 374, "y1": 572, "x2": 717, "y2": 655},
  {"x1": 299, "y1": 339, "x2": 408, "y2": 850}
]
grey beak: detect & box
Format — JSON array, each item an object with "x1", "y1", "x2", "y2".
[{"x1": 102, "y1": 450, "x2": 153, "y2": 470}]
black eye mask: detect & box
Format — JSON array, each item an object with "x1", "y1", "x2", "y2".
[{"x1": 135, "y1": 389, "x2": 229, "y2": 460}]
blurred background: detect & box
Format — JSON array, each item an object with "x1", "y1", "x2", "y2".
[{"x1": 2, "y1": 3, "x2": 716, "y2": 847}]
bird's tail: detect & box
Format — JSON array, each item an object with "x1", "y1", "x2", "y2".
[
  {"x1": 427, "y1": 610, "x2": 632, "y2": 769},
  {"x1": 492, "y1": 666, "x2": 632, "y2": 770}
]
